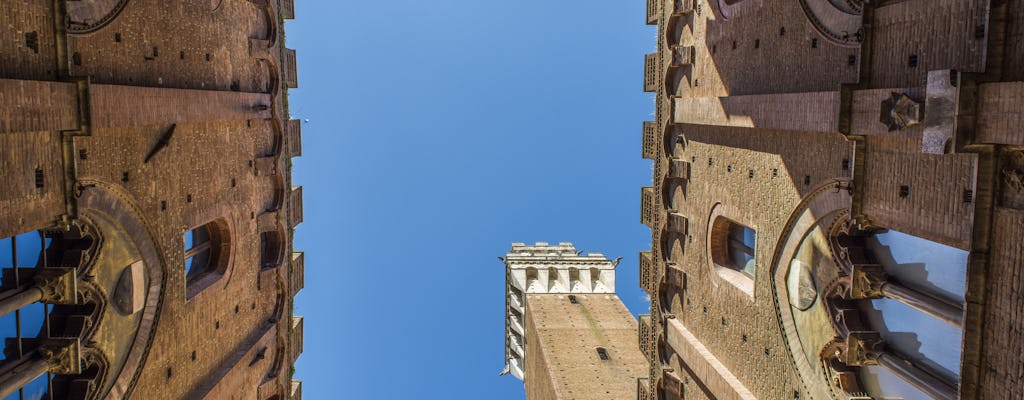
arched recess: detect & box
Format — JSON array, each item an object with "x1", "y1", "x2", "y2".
[
  {"x1": 766, "y1": 180, "x2": 852, "y2": 400},
  {"x1": 77, "y1": 183, "x2": 166, "y2": 399},
  {"x1": 659, "y1": 228, "x2": 683, "y2": 263}
]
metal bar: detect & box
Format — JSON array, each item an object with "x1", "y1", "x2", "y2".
[
  {"x1": 878, "y1": 353, "x2": 957, "y2": 400},
  {"x1": 881, "y1": 283, "x2": 964, "y2": 327},
  {"x1": 11, "y1": 235, "x2": 19, "y2": 286},
  {"x1": 0, "y1": 289, "x2": 44, "y2": 319},
  {"x1": 0, "y1": 357, "x2": 47, "y2": 400}
]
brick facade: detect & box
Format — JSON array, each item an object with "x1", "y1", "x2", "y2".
[
  {"x1": 643, "y1": 0, "x2": 1024, "y2": 399},
  {"x1": 0, "y1": 1, "x2": 303, "y2": 399}
]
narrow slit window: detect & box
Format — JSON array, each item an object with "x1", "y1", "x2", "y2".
[{"x1": 596, "y1": 347, "x2": 609, "y2": 360}]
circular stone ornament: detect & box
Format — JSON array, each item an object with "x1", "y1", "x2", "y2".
[{"x1": 787, "y1": 260, "x2": 818, "y2": 311}]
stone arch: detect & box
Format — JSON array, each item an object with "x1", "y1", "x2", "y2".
[
  {"x1": 765, "y1": 180, "x2": 852, "y2": 400},
  {"x1": 76, "y1": 183, "x2": 166, "y2": 399},
  {"x1": 662, "y1": 122, "x2": 683, "y2": 159},
  {"x1": 796, "y1": 0, "x2": 864, "y2": 48},
  {"x1": 67, "y1": 0, "x2": 131, "y2": 35}
]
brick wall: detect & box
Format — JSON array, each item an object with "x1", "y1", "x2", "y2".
[
  {"x1": 860, "y1": 142, "x2": 977, "y2": 249},
  {"x1": 978, "y1": 208, "x2": 1024, "y2": 399},
  {"x1": 524, "y1": 294, "x2": 648, "y2": 399},
  {"x1": 0, "y1": 79, "x2": 79, "y2": 134}
]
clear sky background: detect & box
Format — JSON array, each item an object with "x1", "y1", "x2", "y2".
[{"x1": 287, "y1": 1, "x2": 655, "y2": 398}]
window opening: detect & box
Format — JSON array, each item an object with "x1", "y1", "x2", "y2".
[
  {"x1": 568, "y1": 295, "x2": 578, "y2": 304},
  {"x1": 727, "y1": 224, "x2": 756, "y2": 277},
  {"x1": 596, "y1": 348, "x2": 609, "y2": 360},
  {"x1": 183, "y1": 220, "x2": 230, "y2": 298}
]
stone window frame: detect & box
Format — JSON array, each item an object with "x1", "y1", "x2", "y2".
[
  {"x1": 183, "y1": 219, "x2": 232, "y2": 300},
  {"x1": 706, "y1": 203, "x2": 756, "y2": 298}
]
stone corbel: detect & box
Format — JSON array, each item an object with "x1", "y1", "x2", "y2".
[
  {"x1": 39, "y1": 338, "x2": 82, "y2": 375},
  {"x1": 34, "y1": 268, "x2": 78, "y2": 305},
  {"x1": 841, "y1": 332, "x2": 884, "y2": 367},
  {"x1": 848, "y1": 264, "x2": 886, "y2": 299}
]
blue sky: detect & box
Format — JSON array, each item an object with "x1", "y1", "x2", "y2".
[{"x1": 287, "y1": 1, "x2": 655, "y2": 398}]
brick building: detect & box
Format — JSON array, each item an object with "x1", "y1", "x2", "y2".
[
  {"x1": 0, "y1": 1, "x2": 303, "y2": 399},
  {"x1": 502, "y1": 242, "x2": 648, "y2": 399},
  {"x1": 640, "y1": 0, "x2": 1024, "y2": 399}
]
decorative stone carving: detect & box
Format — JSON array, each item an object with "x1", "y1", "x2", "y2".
[
  {"x1": 841, "y1": 332, "x2": 883, "y2": 366},
  {"x1": 34, "y1": 267, "x2": 78, "y2": 304},
  {"x1": 848, "y1": 264, "x2": 886, "y2": 299},
  {"x1": 880, "y1": 92, "x2": 922, "y2": 131},
  {"x1": 40, "y1": 338, "x2": 83, "y2": 375}
]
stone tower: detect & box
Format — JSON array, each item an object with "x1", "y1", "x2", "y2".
[
  {"x1": 0, "y1": 1, "x2": 302, "y2": 398},
  {"x1": 503, "y1": 242, "x2": 647, "y2": 399}
]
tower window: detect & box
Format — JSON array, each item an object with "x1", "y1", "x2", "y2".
[
  {"x1": 184, "y1": 220, "x2": 230, "y2": 297},
  {"x1": 568, "y1": 295, "x2": 578, "y2": 304},
  {"x1": 596, "y1": 348, "x2": 609, "y2": 360},
  {"x1": 711, "y1": 218, "x2": 756, "y2": 279}
]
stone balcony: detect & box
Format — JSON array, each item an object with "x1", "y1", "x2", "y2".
[
  {"x1": 291, "y1": 252, "x2": 304, "y2": 295},
  {"x1": 639, "y1": 251, "x2": 654, "y2": 296},
  {"x1": 286, "y1": 119, "x2": 302, "y2": 158},
  {"x1": 639, "y1": 314, "x2": 655, "y2": 361},
  {"x1": 646, "y1": 0, "x2": 658, "y2": 25},
  {"x1": 637, "y1": 377, "x2": 653, "y2": 400},
  {"x1": 290, "y1": 316, "x2": 303, "y2": 364},
  {"x1": 644, "y1": 53, "x2": 659, "y2": 92},
  {"x1": 289, "y1": 186, "x2": 303, "y2": 228},
  {"x1": 283, "y1": 48, "x2": 298, "y2": 88},
  {"x1": 641, "y1": 187, "x2": 656, "y2": 228},
  {"x1": 643, "y1": 121, "x2": 657, "y2": 160},
  {"x1": 281, "y1": 0, "x2": 295, "y2": 19}
]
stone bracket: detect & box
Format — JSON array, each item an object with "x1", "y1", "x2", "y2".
[
  {"x1": 842, "y1": 331, "x2": 883, "y2": 366},
  {"x1": 669, "y1": 159, "x2": 690, "y2": 180},
  {"x1": 848, "y1": 264, "x2": 886, "y2": 299},
  {"x1": 670, "y1": 45, "x2": 695, "y2": 68},
  {"x1": 254, "y1": 156, "x2": 277, "y2": 177},
  {"x1": 34, "y1": 267, "x2": 78, "y2": 305},
  {"x1": 667, "y1": 212, "x2": 689, "y2": 235},
  {"x1": 39, "y1": 338, "x2": 82, "y2": 375}
]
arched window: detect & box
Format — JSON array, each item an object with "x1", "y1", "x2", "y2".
[
  {"x1": 711, "y1": 217, "x2": 756, "y2": 278},
  {"x1": 184, "y1": 220, "x2": 230, "y2": 297}
]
